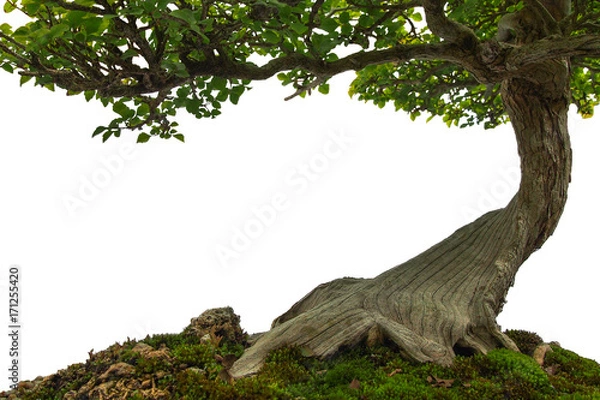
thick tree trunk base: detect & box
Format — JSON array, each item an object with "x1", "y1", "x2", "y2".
[{"x1": 231, "y1": 205, "x2": 522, "y2": 377}]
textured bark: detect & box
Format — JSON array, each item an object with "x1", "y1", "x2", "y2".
[{"x1": 230, "y1": 39, "x2": 572, "y2": 378}]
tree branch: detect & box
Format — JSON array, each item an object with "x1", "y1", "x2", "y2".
[
  {"x1": 54, "y1": 0, "x2": 109, "y2": 15},
  {"x1": 24, "y1": 42, "x2": 463, "y2": 98},
  {"x1": 504, "y1": 34, "x2": 600, "y2": 71},
  {"x1": 422, "y1": 0, "x2": 479, "y2": 49}
]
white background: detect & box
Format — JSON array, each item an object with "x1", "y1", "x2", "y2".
[{"x1": 0, "y1": 61, "x2": 599, "y2": 389}]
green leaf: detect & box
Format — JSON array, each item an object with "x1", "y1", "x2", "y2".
[
  {"x1": 339, "y1": 12, "x2": 350, "y2": 24},
  {"x1": 137, "y1": 133, "x2": 151, "y2": 143},
  {"x1": 19, "y1": 75, "x2": 32, "y2": 86},
  {"x1": 290, "y1": 22, "x2": 308, "y2": 35},
  {"x1": 341, "y1": 23, "x2": 353, "y2": 36},
  {"x1": 84, "y1": 90, "x2": 95, "y2": 102},
  {"x1": 173, "y1": 134, "x2": 185, "y2": 142},
  {"x1": 311, "y1": 34, "x2": 336, "y2": 54},
  {"x1": 263, "y1": 30, "x2": 280, "y2": 44},
  {"x1": 64, "y1": 11, "x2": 87, "y2": 28},
  {"x1": 121, "y1": 49, "x2": 138, "y2": 60},
  {"x1": 3, "y1": 1, "x2": 16, "y2": 13},
  {"x1": 230, "y1": 93, "x2": 240, "y2": 105},
  {"x1": 102, "y1": 130, "x2": 113, "y2": 142},
  {"x1": 318, "y1": 83, "x2": 330, "y2": 95},
  {"x1": 137, "y1": 103, "x2": 150, "y2": 116},
  {"x1": 211, "y1": 77, "x2": 228, "y2": 91},
  {"x1": 358, "y1": 15, "x2": 375, "y2": 28},
  {"x1": 411, "y1": 11, "x2": 423, "y2": 22},
  {"x1": 1, "y1": 63, "x2": 13, "y2": 73},
  {"x1": 92, "y1": 126, "x2": 106, "y2": 138},
  {"x1": 48, "y1": 23, "x2": 70, "y2": 39},
  {"x1": 277, "y1": 73, "x2": 289, "y2": 83},
  {"x1": 0, "y1": 23, "x2": 12, "y2": 34},
  {"x1": 82, "y1": 17, "x2": 106, "y2": 35},
  {"x1": 113, "y1": 101, "x2": 135, "y2": 119},
  {"x1": 216, "y1": 90, "x2": 228, "y2": 102},
  {"x1": 320, "y1": 18, "x2": 338, "y2": 33},
  {"x1": 169, "y1": 9, "x2": 197, "y2": 25}
]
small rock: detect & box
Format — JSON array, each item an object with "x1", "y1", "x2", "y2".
[
  {"x1": 133, "y1": 342, "x2": 172, "y2": 361},
  {"x1": 138, "y1": 388, "x2": 170, "y2": 400},
  {"x1": 87, "y1": 381, "x2": 115, "y2": 398},
  {"x1": 155, "y1": 371, "x2": 169, "y2": 380},
  {"x1": 187, "y1": 367, "x2": 205, "y2": 375},
  {"x1": 199, "y1": 333, "x2": 212, "y2": 344},
  {"x1": 132, "y1": 342, "x2": 155, "y2": 355},
  {"x1": 141, "y1": 379, "x2": 153, "y2": 389},
  {"x1": 17, "y1": 381, "x2": 34, "y2": 390},
  {"x1": 99, "y1": 362, "x2": 136, "y2": 381},
  {"x1": 218, "y1": 369, "x2": 234, "y2": 384},
  {"x1": 545, "y1": 364, "x2": 559, "y2": 376},
  {"x1": 183, "y1": 307, "x2": 246, "y2": 344},
  {"x1": 533, "y1": 343, "x2": 553, "y2": 366},
  {"x1": 62, "y1": 390, "x2": 78, "y2": 399}
]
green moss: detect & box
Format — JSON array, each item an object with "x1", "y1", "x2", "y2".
[
  {"x1": 259, "y1": 346, "x2": 312, "y2": 384},
  {"x1": 16, "y1": 331, "x2": 600, "y2": 400},
  {"x1": 172, "y1": 343, "x2": 214, "y2": 368},
  {"x1": 546, "y1": 346, "x2": 600, "y2": 396},
  {"x1": 505, "y1": 329, "x2": 544, "y2": 356},
  {"x1": 486, "y1": 349, "x2": 553, "y2": 390},
  {"x1": 366, "y1": 373, "x2": 433, "y2": 400},
  {"x1": 135, "y1": 354, "x2": 173, "y2": 375},
  {"x1": 142, "y1": 332, "x2": 202, "y2": 349}
]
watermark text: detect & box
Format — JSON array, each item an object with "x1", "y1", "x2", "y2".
[
  {"x1": 7, "y1": 265, "x2": 20, "y2": 390},
  {"x1": 62, "y1": 143, "x2": 137, "y2": 216},
  {"x1": 215, "y1": 130, "x2": 354, "y2": 267}
]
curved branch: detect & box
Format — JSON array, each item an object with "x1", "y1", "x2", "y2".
[
  {"x1": 224, "y1": 42, "x2": 466, "y2": 80},
  {"x1": 422, "y1": 0, "x2": 479, "y2": 49}
]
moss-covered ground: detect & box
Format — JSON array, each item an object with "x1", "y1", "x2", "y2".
[{"x1": 4, "y1": 329, "x2": 600, "y2": 399}]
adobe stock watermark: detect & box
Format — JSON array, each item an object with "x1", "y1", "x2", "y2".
[
  {"x1": 215, "y1": 129, "x2": 354, "y2": 268},
  {"x1": 6, "y1": 265, "x2": 21, "y2": 390},
  {"x1": 460, "y1": 165, "x2": 521, "y2": 222},
  {"x1": 62, "y1": 143, "x2": 138, "y2": 217}
]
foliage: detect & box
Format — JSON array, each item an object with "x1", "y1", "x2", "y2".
[
  {"x1": 350, "y1": 61, "x2": 506, "y2": 129},
  {"x1": 1, "y1": 0, "x2": 600, "y2": 142}
]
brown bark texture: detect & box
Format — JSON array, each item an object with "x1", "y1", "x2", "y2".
[{"x1": 230, "y1": 6, "x2": 573, "y2": 378}]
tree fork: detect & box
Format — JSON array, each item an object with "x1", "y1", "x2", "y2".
[{"x1": 230, "y1": 55, "x2": 572, "y2": 378}]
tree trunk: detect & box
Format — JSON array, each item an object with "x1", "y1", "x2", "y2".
[{"x1": 230, "y1": 54, "x2": 572, "y2": 378}]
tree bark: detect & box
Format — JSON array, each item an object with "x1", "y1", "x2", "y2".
[{"x1": 230, "y1": 42, "x2": 572, "y2": 381}]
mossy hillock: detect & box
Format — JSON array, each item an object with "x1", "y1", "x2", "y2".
[{"x1": 2, "y1": 308, "x2": 599, "y2": 400}]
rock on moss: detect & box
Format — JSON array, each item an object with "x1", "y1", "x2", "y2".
[{"x1": 182, "y1": 306, "x2": 247, "y2": 345}]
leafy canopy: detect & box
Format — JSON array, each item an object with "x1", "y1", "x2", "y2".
[{"x1": 1, "y1": 0, "x2": 599, "y2": 142}]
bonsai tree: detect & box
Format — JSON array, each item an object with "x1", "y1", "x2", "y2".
[{"x1": 1, "y1": 0, "x2": 598, "y2": 376}]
